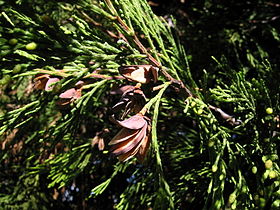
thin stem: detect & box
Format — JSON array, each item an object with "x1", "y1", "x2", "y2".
[
  {"x1": 85, "y1": 73, "x2": 124, "y2": 80},
  {"x1": 209, "y1": 105, "x2": 242, "y2": 126}
]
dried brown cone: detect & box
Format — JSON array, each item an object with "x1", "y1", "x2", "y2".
[
  {"x1": 56, "y1": 81, "x2": 84, "y2": 107},
  {"x1": 34, "y1": 74, "x2": 60, "y2": 91},
  {"x1": 91, "y1": 136, "x2": 105, "y2": 151},
  {"x1": 110, "y1": 85, "x2": 146, "y2": 119},
  {"x1": 118, "y1": 65, "x2": 158, "y2": 84},
  {"x1": 109, "y1": 114, "x2": 151, "y2": 162},
  {"x1": 91, "y1": 128, "x2": 109, "y2": 151}
]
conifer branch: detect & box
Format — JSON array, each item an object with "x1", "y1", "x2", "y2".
[{"x1": 1, "y1": 0, "x2": 279, "y2": 209}]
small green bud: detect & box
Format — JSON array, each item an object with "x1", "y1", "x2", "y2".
[
  {"x1": 241, "y1": 186, "x2": 247, "y2": 193},
  {"x1": 190, "y1": 101, "x2": 196, "y2": 107},
  {"x1": 212, "y1": 124, "x2": 217, "y2": 131},
  {"x1": 13, "y1": 64, "x2": 22, "y2": 73},
  {"x1": 212, "y1": 165, "x2": 218, "y2": 173},
  {"x1": 0, "y1": 75, "x2": 11, "y2": 85},
  {"x1": 269, "y1": 171, "x2": 277, "y2": 179},
  {"x1": 8, "y1": 38, "x2": 18, "y2": 45},
  {"x1": 259, "y1": 198, "x2": 266, "y2": 208},
  {"x1": 25, "y1": 42, "x2": 37, "y2": 50},
  {"x1": 266, "y1": 107, "x2": 273, "y2": 114},
  {"x1": 197, "y1": 109, "x2": 204, "y2": 115},
  {"x1": 265, "y1": 160, "x2": 273, "y2": 169},
  {"x1": 208, "y1": 140, "x2": 215, "y2": 147},
  {"x1": 252, "y1": 166, "x2": 257, "y2": 174},
  {"x1": 228, "y1": 193, "x2": 236, "y2": 204}
]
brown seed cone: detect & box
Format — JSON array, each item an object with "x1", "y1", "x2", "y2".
[
  {"x1": 111, "y1": 85, "x2": 146, "y2": 119},
  {"x1": 109, "y1": 114, "x2": 151, "y2": 162},
  {"x1": 118, "y1": 65, "x2": 158, "y2": 84}
]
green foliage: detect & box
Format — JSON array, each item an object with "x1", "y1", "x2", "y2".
[{"x1": 1, "y1": 0, "x2": 279, "y2": 209}]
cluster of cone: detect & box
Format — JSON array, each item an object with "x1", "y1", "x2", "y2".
[
  {"x1": 34, "y1": 74, "x2": 84, "y2": 107},
  {"x1": 33, "y1": 65, "x2": 159, "y2": 162},
  {"x1": 109, "y1": 65, "x2": 159, "y2": 162}
]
